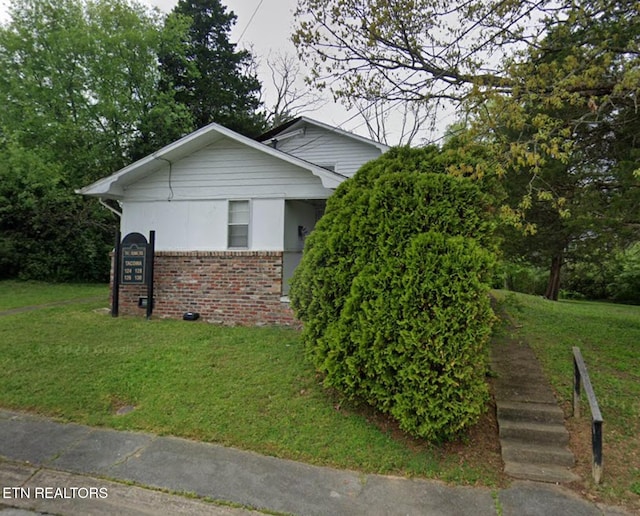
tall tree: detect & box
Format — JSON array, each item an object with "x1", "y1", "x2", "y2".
[
  {"x1": 479, "y1": 4, "x2": 640, "y2": 299},
  {"x1": 0, "y1": 0, "x2": 191, "y2": 280},
  {"x1": 160, "y1": 0, "x2": 265, "y2": 136},
  {"x1": 293, "y1": 0, "x2": 639, "y2": 175},
  {"x1": 294, "y1": 0, "x2": 640, "y2": 298},
  {"x1": 263, "y1": 51, "x2": 325, "y2": 128}
]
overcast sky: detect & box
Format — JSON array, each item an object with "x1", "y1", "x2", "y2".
[
  {"x1": 0, "y1": 0, "x2": 451, "y2": 144},
  {"x1": 149, "y1": 0, "x2": 375, "y2": 135}
]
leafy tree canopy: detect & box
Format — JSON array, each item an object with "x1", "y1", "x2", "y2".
[
  {"x1": 293, "y1": 0, "x2": 639, "y2": 299},
  {"x1": 0, "y1": 0, "x2": 275, "y2": 281},
  {"x1": 0, "y1": 0, "x2": 192, "y2": 181},
  {"x1": 294, "y1": 0, "x2": 639, "y2": 185},
  {"x1": 0, "y1": 0, "x2": 192, "y2": 280}
]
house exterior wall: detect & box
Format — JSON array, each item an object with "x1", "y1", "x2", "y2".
[
  {"x1": 274, "y1": 125, "x2": 383, "y2": 177},
  {"x1": 113, "y1": 251, "x2": 296, "y2": 326},
  {"x1": 119, "y1": 137, "x2": 333, "y2": 252},
  {"x1": 121, "y1": 198, "x2": 285, "y2": 251},
  {"x1": 105, "y1": 128, "x2": 383, "y2": 325}
]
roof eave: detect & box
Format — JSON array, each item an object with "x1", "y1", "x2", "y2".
[{"x1": 258, "y1": 116, "x2": 390, "y2": 153}]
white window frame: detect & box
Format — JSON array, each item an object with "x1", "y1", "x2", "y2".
[{"x1": 227, "y1": 199, "x2": 250, "y2": 249}]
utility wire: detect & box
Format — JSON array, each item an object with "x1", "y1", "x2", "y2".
[{"x1": 238, "y1": 0, "x2": 265, "y2": 43}]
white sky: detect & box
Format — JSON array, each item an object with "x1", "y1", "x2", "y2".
[
  {"x1": 0, "y1": 0, "x2": 451, "y2": 144},
  {"x1": 149, "y1": 0, "x2": 388, "y2": 138}
]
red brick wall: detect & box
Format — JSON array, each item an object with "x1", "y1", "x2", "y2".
[{"x1": 111, "y1": 251, "x2": 297, "y2": 326}]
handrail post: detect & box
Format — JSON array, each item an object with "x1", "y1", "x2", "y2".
[
  {"x1": 572, "y1": 346, "x2": 603, "y2": 484},
  {"x1": 573, "y1": 353, "x2": 581, "y2": 418},
  {"x1": 592, "y1": 420, "x2": 603, "y2": 484}
]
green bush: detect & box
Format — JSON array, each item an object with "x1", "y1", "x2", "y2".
[
  {"x1": 561, "y1": 260, "x2": 611, "y2": 300},
  {"x1": 290, "y1": 147, "x2": 497, "y2": 442},
  {"x1": 495, "y1": 260, "x2": 548, "y2": 296},
  {"x1": 611, "y1": 243, "x2": 640, "y2": 304}
]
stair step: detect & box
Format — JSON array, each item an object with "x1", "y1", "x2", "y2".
[
  {"x1": 497, "y1": 401, "x2": 565, "y2": 424},
  {"x1": 493, "y1": 384, "x2": 558, "y2": 404},
  {"x1": 501, "y1": 439, "x2": 575, "y2": 467},
  {"x1": 504, "y1": 461, "x2": 580, "y2": 483},
  {"x1": 499, "y1": 420, "x2": 570, "y2": 446}
]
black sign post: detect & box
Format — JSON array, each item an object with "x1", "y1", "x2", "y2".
[
  {"x1": 146, "y1": 230, "x2": 155, "y2": 320},
  {"x1": 112, "y1": 231, "x2": 155, "y2": 319},
  {"x1": 112, "y1": 230, "x2": 121, "y2": 317}
]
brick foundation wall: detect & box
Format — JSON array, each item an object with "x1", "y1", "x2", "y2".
[{"x1": 111, "y1": 251, "x2": 297, "y2": 326}]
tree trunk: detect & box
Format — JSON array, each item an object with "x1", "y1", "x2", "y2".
[{"x1": 545, "y1": 254, "x2": 563, "y2": 301}]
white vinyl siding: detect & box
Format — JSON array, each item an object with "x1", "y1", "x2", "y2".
[
  {"x1": 114, "y1": 124, "x2": 383, "y2": 254},
  {"x1": 122, "y1": 138, "x2": 332, "y2": 202},
  {"x1": 228, "y1": 200, "x2": 250, "y2": 248},
  {"x1": 275, "y1": 125, "x2": 383, "y2": 177}
]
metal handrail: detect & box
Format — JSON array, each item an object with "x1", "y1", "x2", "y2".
[{"x1": 572, "y1": 346, "x2": 603, "y2": 484}]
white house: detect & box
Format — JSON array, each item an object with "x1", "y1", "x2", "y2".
[{"x1": 79, "y1": 117, "x2": 388, "y2": 325}]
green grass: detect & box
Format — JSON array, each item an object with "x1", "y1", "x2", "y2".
[
  {"x1": 0, "y1": 281, "x2": 108, "y2": 310},
  {"x1": 4, "y1": 282, "x2": 638, "y2": 510},
  {"x1": 0, "y1": 284, "x2": 499, "y2": 485},
  {"x1": 495, "y1": 291, "x2": 640, "y2": 509}
]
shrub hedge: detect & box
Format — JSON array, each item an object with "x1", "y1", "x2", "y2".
[{"x1": 290, "y1": 147, "x2": 497, "y2": 441}]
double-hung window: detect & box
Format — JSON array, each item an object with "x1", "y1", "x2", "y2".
[{"x1": 228, "y1": 200, "x2": 250, "y2": 249}]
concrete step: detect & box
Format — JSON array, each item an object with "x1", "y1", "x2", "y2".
[
  {"x1": 501, "y1": 439, "x2": 575, "y2": 467},
  {"x1": 493, "y1": 384, "x2": 558, "y2": 404},
  {"x1": 504, "y1": 461, "x2": 580, "y2": 483},
  {"x1": 499, "y1": 420, "x2": 570, "y2": 446},
  {"x1": 497, "y1": 401, "x2": 565, "y2": 425}
]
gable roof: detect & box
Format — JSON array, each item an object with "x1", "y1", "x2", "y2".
[
  {"x1": 77, "y1": 121, "x2": 349, "y2": 200},
  {"x1": 257, "y1": 116, "x2": 390, "y2": 153}
]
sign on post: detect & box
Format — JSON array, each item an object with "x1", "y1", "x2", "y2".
[{"x1": 112, "y1": 231, "x2": 155, "y2": 319}]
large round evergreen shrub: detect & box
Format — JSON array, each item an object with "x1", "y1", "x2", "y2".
[{"x1": 290, "y1": 147, "x2": 497, "y2": 441}]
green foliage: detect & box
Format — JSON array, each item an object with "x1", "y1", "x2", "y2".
[
  {"x1": 474, "y1": 2, "x2": 640, "y2": 298},
  {"x1": 0, "y1": 0, "x2": 190, "y2": 179},
  {"x1": 561, "y1": 260, "x2": 615, "y2": 301},
  {"x1": 290, "y1": 147, "x2": 496, "y2": 441},
  {"x1": 294, "y1": 0, "x2": 640, "y2": 303},
  {"x1": 610, "y1": 243, "x2": 640, "y2": 304},
  {"x1": 160, "y1": 0, "x2": 265, "y2": 135},
  {"x1": 0, "y1": 0, "x2": 269, "y2": 281},
  {"x1": 495, "y1": 261, "x2": 548, "y2": 297},
  {"x1": 0, "y1": 141, "x2": 114, "y2": 281},
  {"x1": 498, "y1": 241, "x2": 640, "y2": 303},
  {"x1": 0, "y1": 0, "x2": 192, "y2": 281}
]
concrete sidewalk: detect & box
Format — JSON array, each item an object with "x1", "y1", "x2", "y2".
[{"x1": 0, "y1": 409, "x2": 631, "y2": 516}]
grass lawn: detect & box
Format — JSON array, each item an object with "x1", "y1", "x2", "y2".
[
  {"x1": 495, "y1": 291, "x2": 640, "y2": 510},
  {"x1": 3, "y1": 283, "x2": 637, "y2": 511},
  {"x1": 0, "y1": 281, "x2": 502, "y2": 486},
  {"x1": 0, "y1": 280, "x2": 107, "y2": 311}
]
